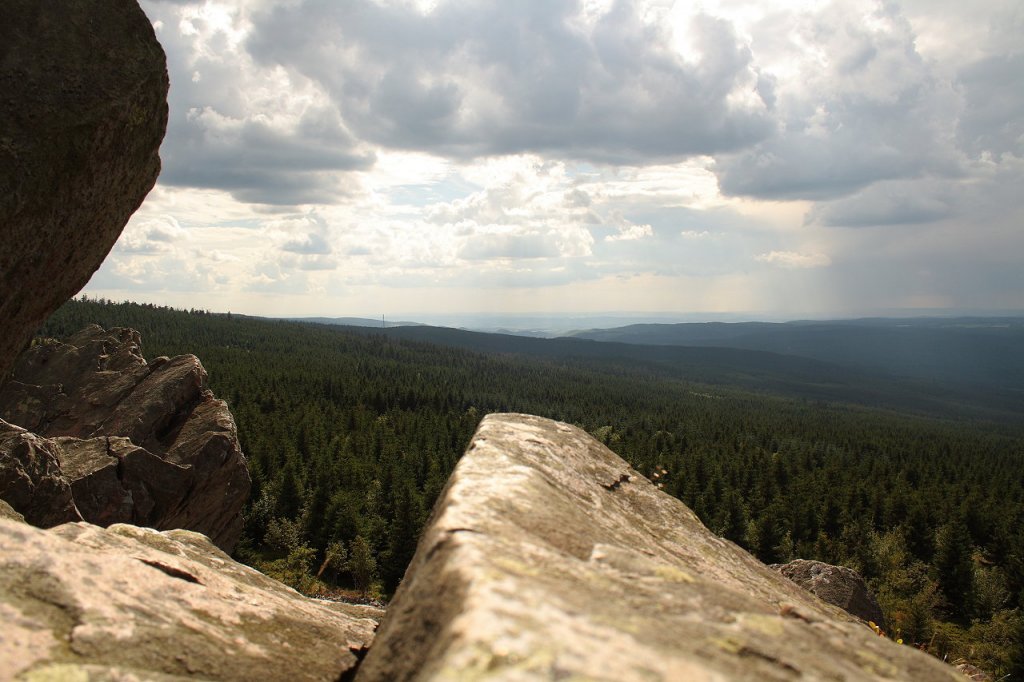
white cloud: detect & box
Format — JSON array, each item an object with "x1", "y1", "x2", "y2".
[
  {"x1": 605, "y1": 223, "x2": 654, "y2": 242},
  {"x1": 755, "y1": 250, "x2": 831, "y2": 269}
]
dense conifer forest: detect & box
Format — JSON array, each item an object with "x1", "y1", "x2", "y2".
[{"x1": 38, "y1": 298, "x2": 1024, "y2": 677}]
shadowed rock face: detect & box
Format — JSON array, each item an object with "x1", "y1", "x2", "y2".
[
  {"x1": 0, "y1": 518, "x2": 383, "y2": 681},
  {"x1": 772, "y1": 559, "x2": 886, "y2": 630},
  {"x1": 0, "y1": 0, "x2": 168, "y2": 379},
  {"x1": 0, "y1": 326, "x2": 251, "y2": 551},
  {"x1": 358, "y1": 413, "x2": 960, "y2": 681}
]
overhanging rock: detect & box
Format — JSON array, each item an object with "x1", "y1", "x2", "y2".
[
  {"x1": 0, "y1": 0, "x2": 168, "y2": 378},
  {"x1": 358, "y1": 413, "x2": 959, "y2": 681}
]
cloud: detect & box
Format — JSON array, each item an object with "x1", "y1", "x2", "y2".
[
  {"x1": 595, "y1": 205, "x2": 656, "y2": 243},
  {"x1": 956, "y1": 53, "x2": 1024, "y2": 160},
  {"x1": 714, "y1": 1, "x2": 960, "y2": 201},
  {"x1": 458, "y1": 233, "x2": 562, "y2": 260},
  {"x1": 143, "y1": 1, "x2": 375, "y2": 206},
  {"x1": 755, "y1": 251, "x2": 832, "y2": 269},
  {"x1": 245, "y1": 0, "x2": 774, "y2": 163},
  {"x1": 94, "y1": 1, "x2": 1022, "y2": 318},
  {"x1": 116, "y1": 217, "x2": 188, "y2": 255},
  {"x1": 605, "y1": 223, "x2": 653, "y2": 242},
  {"x1": 808, "y1": 180, "x2": 954, "y2": 227},
  {"x1": 282, "y1": 232, "x2": 332, "y2": 255}
]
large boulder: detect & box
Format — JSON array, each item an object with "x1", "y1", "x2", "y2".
[
  {"x1": 772, "y1": 558, "x2": 887, "y2": 630},
  {"x1": 0, "y1": 517, "x2": 383, "y2": 681},
  {"x1": 358, "y1": 413, "x2": 960, "y2": 681},
  {"x1": 0, "y1": 326, "x2": 251, "y2": 551},
  {"x1": 0, "y1": 0, "x2": 169, "y2": 379}
]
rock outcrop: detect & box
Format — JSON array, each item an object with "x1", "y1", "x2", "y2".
[
  {"x1": 358, "y1": 413, "x2": 960, "y2": 681},
  {"x1": 0, "y1": 326, "x2": 251, "y2": 551},
  {"x1": 0, "y1": 0, "x2": 169, "y2": 379},
  {"x1": 772, "y1": 558, "x2": 887, "y2": 630},
  {"x1": 0, "y1": 516, "x2": 383, "y2": 681},
  {"x1": 0, "y1": 422, "x2": 82, "y2": 527}
]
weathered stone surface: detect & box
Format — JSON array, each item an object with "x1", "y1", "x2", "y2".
[
  {"x1": 358, "y1": 413, "x2": 960, "y2": 681},
  {"x1": 57, "y1": 435, "x2": 192, "y2": 528},
  {"x1": 0, "y1": 326, "x2": 251, "y2": 551},
  {"x1": 0, "y1": 0, "x2": 168, "y2": 379},
  {"x1": 0, "y1": 498, "x2": 25, "y2": 523},
  {"x1": 956, "y1": 662, "x2": 993, "y2": 681},
  {"x1": 0, "y1": 420, "x2": 82, "y2": 527},
  {"x1": 772, "y1": 558, "x2": 887, "y2": 629},
  {"x1": 0, "y1": 518, "x2": 383, "y2": 681}
]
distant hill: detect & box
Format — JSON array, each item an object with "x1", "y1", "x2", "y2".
[
  {"x1": 335, "y1": 323, "x2": 1024, "y2": 422},
  {"x1": 283, "y1": 316, "x2": 425, "y2": 328},
  {"x1": 567, "y1": 317, "x2": 1024, "y2": 391}
]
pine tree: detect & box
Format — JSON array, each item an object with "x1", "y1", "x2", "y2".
[
  {"x1": 348, "y1": 535, "x2": 378, "y2": 596},
  {"x1": 751, "y1": 503, "x2": 789, "y2": 565},
  {"x1": 934, "y1": 515, "x2": 975, "y2": 624}
]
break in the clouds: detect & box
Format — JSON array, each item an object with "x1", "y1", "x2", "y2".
[{"x1": 84, "y1": 0, "x2": 1024, "y2": 318}]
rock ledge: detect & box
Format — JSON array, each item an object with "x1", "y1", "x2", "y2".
[{"x1": 358, "y1": 413, "x2": 959, "y2": 681}]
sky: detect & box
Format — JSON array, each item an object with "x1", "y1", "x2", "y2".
[{"x1": 83, "y1": 0, "x2": 1024, "y2": 321}]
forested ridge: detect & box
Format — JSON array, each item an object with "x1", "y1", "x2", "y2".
[{"x1": 38, "y1": 298, "x2": 1024, "y2": 676}]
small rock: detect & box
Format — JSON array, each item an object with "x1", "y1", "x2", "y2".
[{"x1": 771, "y1": 558, "x2": 886, "y2": 629}]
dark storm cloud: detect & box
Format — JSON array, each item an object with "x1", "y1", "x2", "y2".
[{"x1": 245, "y1": 0, "x2": 775, "y2": 162}]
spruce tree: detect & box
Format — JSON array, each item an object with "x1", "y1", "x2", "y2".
[{"x1": 934, "y1": 515, "x2": 975, "y2": 624}]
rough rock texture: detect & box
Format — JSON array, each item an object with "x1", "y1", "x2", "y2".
[
  {"x1": 956, "y1": 662, "x2": 993, "y2": 681},
  {"x1": 0, "y1": 420, "x2": 82, "y2": 527},
  {"x1": 0, "y1": 499, "x2": 25, "y2": 523},
  {"x1": 772, "y1": 558, "x2": 887, "y2": 629},
  {"x1": 358, "y1": 413, "x2": 960, "y2": 681},
  {"x1": 0, "y1": 517, "x2": 383, "y2": 681},
  {"x1": 0, "y1": 0, "x2": 169, "y2": 379},
  {"x1": 0, "y1": 326, "x2": 251, "y2": 551}
]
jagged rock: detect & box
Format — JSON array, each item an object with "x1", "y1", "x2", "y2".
[
  {"x1": 0, "y1": 420, "x2": 82, "y2": 527},
  {"x1": 0, "y1": 326, "x2": 251, "y2": 551},
  {"x1": 358, "y1": 413, "x2": 960, "y2": 681},
  {"x1": 772, "y1": 558, "x2": 887, "y2": 629},
  {"x1": 0, "y1": 518, "x2": 383, "y2": 681},
  {"x1": 0, "y1": 0, "x2": 168, "y2": 379}
]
